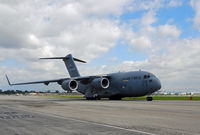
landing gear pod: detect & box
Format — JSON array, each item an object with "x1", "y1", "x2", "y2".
[
  {"x1": 91, "y1": 78, "x2": 109, "y2": 89},
  {"x1": 61, "y1": 80, "x2": 78, "y2": 91}
]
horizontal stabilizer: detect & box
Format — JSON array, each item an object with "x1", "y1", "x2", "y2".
[
  {"x1": 73, "y1": 58, "x2": 87, "y2": 63},
  {"x1": 40, "y1": 57, "x2": 66, "y2": 59},
  {"x1": 40, "y1": 56, "x2": 86, "y2": 63},
  {"x1": 40, "y1": 54, "x2": 85, "y2": 77}
]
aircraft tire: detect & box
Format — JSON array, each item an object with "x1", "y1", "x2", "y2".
[
  {"x1": 146, "y1": 97, "x2": 153, "y2": 101},
  {"x1": 86, "y1": 97, "x2": 99, "y2": 100},
  {"x1": 109, "y1": 97, "x2": 122, "y2": 100},
  {"x1": 86, "y1": 97, "x2": 94, "y2": 100},
  {"x1": 97, "y1": 97, "x2": 101, "y2": 100}
]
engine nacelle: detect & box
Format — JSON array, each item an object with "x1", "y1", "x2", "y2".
[
  {"x1": 61, "y1": 80, "x2": 78, "y2": 91},
  {"x1": 91, "y1": 77, "x2": 109, "y2": 89}
]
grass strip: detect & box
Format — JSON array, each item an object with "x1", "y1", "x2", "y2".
[
  {"x1": 44, "y1": 95, "x2": 84, "y2": 98},
  {"x1": 123, "y1": 96, "x2": 200, "y2": 100}
]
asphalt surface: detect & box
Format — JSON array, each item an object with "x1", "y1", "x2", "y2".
[{"x1": 0, "y1": 96, "x2": 199, "y2": 135}]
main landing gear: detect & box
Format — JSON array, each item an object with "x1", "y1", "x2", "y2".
[
  {"x1": 109, "y1": 97, "x2": 122, "y2": 100},
  {"x1": 86, "y1": 96, "x2": 101, "y2": 100},
  {"x1": 86, "y1": 97, "x2": 100, "y2": 100},
  {"x1": 146, "y1": 96, "x2": 153, "y2": 101},
  {"x1": 85, "y1": 93, "x2": 101, "y2": 100}
]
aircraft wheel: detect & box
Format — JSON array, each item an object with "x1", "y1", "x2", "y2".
[
  {"x1": 86, "y1": 97, "x2": 101, "y2": 100},
  {"x1": 86, "y1": 97, "x2": 95, "y2": 100},
  {"x1": 96, "y1": 97, "x2": 101, "y2": 100},
  {"x1": 146, "y1": 97, "x2": 153, "y2": 101},
  {"x1": 109, "y1": 97, "x2": 122, "y2": 100}
]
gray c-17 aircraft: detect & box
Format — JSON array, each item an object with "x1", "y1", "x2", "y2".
[{"x1": 6, "y1": 54, "x2": 161, "y2": 101}]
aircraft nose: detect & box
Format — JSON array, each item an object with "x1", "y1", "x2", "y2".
[{"x1": 155, "y1": 78, "x2": 161, "y2": 90}]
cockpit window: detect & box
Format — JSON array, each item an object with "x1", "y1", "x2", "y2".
[{"x1": 144, "y1": 75, "x2": 150, "y2": 79}]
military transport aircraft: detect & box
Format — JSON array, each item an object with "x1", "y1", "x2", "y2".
[{"x1": 6, "y1": 54, "x2": 161, "y2": 101}]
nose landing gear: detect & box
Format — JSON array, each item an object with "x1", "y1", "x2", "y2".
[{"x1": 146, "y1": 96, "x2": 153, "y2": 101}]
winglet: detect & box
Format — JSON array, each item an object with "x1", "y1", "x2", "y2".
[{"x1": 5, "y1": 75, "x2": 12, "y2": 86}]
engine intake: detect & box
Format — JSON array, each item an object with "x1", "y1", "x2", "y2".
[
  {"x1": 61, "y1": 80, "x2": 78, "y2": 91},
  {"x1": 91, "y1": 77, "x2": 109, "y2": 89}
]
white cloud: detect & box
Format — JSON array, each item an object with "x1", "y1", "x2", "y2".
[
  {"x1": 109, "y1": 57, "x2": 118, "y2": 62},
  {"x1": 130, "y1": 36, "x2": 152, "y2": 51},
  {"x1": 168, "y1": 0, "x2": 182, "y2": 7},
  {"x1": 123, "y1": 60, "x2": 134, "y2": 65},
  {"x1": 0, "y1": 1, "x2": 123, "y2": 60},
  {"x1": 141, "y1": 11, "x2": 157, "y2": 26},
  {"x1": 118, "y1": 3, "x2": 199, "y2": 91},
  {"x1": 127, "y1": 0, "x2": 162, "y2": 11},
  {"x1": 158, "y1": 24, "x2": 181, "y2": 38},
  {"x1": 123, "y1": 11, "x2": 181, "y2": 52},
  {"x1": 0, "y1": 0, "x2": 127, "y2": 90},
  {"x1": 80, "y1": 0, "x2": 129, "y2": 17},
  {"x1": 0, "y1": 0, "x2": 200, "y2": 92},
  {"x1": 190, "y1": 0, "x2": 200, "y2": 32},
  {"x1": 127, "y1": 0, "x2": 182, "y2": 12}
]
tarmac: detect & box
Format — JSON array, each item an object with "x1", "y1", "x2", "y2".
[{"x1": 0, "y1": 96, "x2": 199, "y2": 135}]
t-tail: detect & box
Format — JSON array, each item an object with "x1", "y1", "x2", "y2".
[{"x1": 40, "y1": 54, "x2": 86, "y2": 77}]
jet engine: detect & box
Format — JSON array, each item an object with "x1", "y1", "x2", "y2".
[
  {"x1": 91, "y1": 77, "x2": 109, "y2": 89},
  {"x1": 61, "y1": 80, "x2": 78, "y2": 91}
]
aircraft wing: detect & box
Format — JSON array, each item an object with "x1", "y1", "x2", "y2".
[
  {"x1": 6, "y1": 74, "x2": 110, "y2": 86},
  {"x1": 73, "y1": 74, "x2": 110, "y2": 80},
  {"x1": 6, "y1": 75, "x2": 67, "y2": 86}
]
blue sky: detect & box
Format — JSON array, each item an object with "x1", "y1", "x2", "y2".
[
  {"x1": 89, "y1": 1, "x2": 199, "y2": 67},
  {"x1": 155, "y1": 2, "x2": 199, "y2": 38},
  {"x1": 89, "y1": 44, "x2": 148, "y2": 66},
  {"x1": 0, "y1": 0, "x2": 200, "y2": 92},
  {"x1": 0, "y1": 59, "x2": 24, "y2": 69}
]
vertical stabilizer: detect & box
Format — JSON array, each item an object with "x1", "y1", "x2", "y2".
[
  {"x1": 63, "y1": 54, "x2": 80, "y2": 77},
  {"x1": 40, "y1": 54, "x2": 86, "y2": 78}
]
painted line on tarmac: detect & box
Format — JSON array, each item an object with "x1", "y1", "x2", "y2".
[
  {"x1": 66, "y1": 117, "x2": 157, "y2": 135},
  {"x1": 8, "y1": 105, "x2": 157, "y2": 135}
]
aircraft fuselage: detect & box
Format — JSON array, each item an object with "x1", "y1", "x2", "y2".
[{"x1": 77, "y1": 71, "x2": 161, "y2": 99}]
